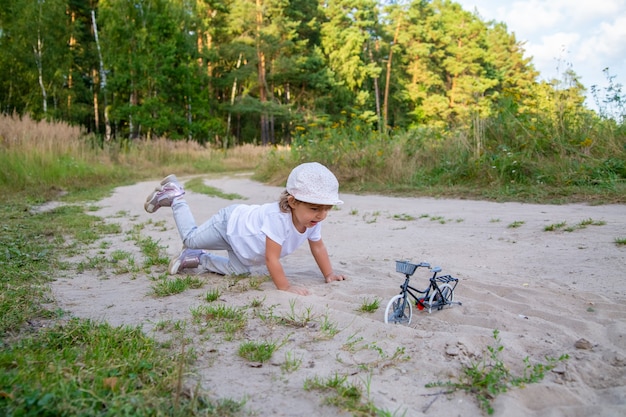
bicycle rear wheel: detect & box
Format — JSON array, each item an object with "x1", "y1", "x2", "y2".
[
  {"x1": 427, "y1": 283, "x2": 454, "y2": 312},
  {"x1": 384, "y1": 294, "x2": 413, "y2": 325}
]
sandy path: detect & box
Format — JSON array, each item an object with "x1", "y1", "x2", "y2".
[{"x1": 51, "y1": 174, "x2": 626, "y2": 417}]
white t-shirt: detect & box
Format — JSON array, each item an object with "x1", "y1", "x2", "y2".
[{"x1": 226, "y1": 202, "x2": 322, "y2": 266}]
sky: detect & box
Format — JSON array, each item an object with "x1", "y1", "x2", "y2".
[{"x1": 454, "y1": 0, "x2": 626, "y2": 110}]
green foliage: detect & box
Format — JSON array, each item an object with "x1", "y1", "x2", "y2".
[
  {"x1": 507, "y1": 221, "x2": 525, "y2": 229},
  {"x1": 303, "y1": 373, "x2": 401, "y2": 416},
  {"x1": 3, "y1": 0, "x2": 622, "y2": 146},
  {"x1": 544, "y1": 218, "x2": 606, "y2": 232},
  {"x1": 0, "y1": 194, "x2": 243, "y2": 416},
  {"x1": 427, "y1": 330, "x2": 569, "y2": 415},
  {"x1": 281, "y1": 351, "x2": 303, "y2": 373},
  {"x1": 280, "y1": 299, "x2": 316, "y2": 328},
  {"x1": 318, "y1": 314, "x2": 340, "y2": 339},
  {"x1": 184, "y1": 178, "x2": 245, "y2": 200},
  {"x1": 151, "y1": 276, "x2": 205, "y2": 297},
  {"x1": 238, "y1": 340, "x2": 278, "y2": 363},
  {"x1": 304, "y1": 373, "x2": 362, "y2": 408},
  {"x1": 277, "y1": 111, "x2": 626, "y2": 203},
  {"x1": 357, "y1": 297, "x2": 381, "y2": 313},
  {"x1": 136, "y1": 236, "x2": 170, "y2": 268},
  {"x1": 544, "y1": 221, "x2": 567, "y2": 231},
  {"x1": 0, "y1": 114, "x2": 266, "y2": 201},
  {"x1": 0, "y1": 201, "x2": 126, "y2": 334},
  {"x1": 591, "y1": 68, "x2": 626, "y2": 124},
  {"x1": 0, "y1": 319, "x2": 243, "y2": 416},
  {"x1": 205, "y1": 288, "x2": 222, "y2": 302},
  {"x1": 190, "y1": 304, "x2": 247, "y2": 335},
  {"x1": 0, "y1": 210, "x2": 55, "y2": 333}
]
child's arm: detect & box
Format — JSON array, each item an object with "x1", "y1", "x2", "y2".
[
  {"x1": 309, "y1": 238, "x2": 346, "y2": 283},
  {"x1": 265, "y1": 237, "x2": 310, "y2": 295}
]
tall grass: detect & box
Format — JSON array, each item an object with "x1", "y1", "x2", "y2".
[
  {"x1": 265, "y1": 111, "x2": 626, "y2": 203},
  {"x1": 0, "y1": 114, "x2": 269, "y2": 202},
  {"x1": 0, "y1": 114, "x2": 106, "y2": 197},
  {"x1": 1, "y1": 111, "x2": 624, "y2": 204}
]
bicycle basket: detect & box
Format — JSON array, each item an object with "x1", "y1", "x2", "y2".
[{"x1": 396, "y1": 260, "x2": 418, "y2": 275}]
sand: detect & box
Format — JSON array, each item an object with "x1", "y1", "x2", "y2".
[{"x1": 50, "y1": 174, "x2": 626, "y2": 416}]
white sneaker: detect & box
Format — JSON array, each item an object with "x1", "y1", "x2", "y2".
[
  {"x1": 144, "y1": 175, "x2": 184, "y2": 213},
  {"x1": 168, "y1": 248, "x2": 204, "y2": 274}
]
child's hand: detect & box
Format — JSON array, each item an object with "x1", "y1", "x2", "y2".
[
  {"x1": 325, "y1": 273, "x2": 346, "y2": 283},
  {"x1": 285, "y1": 285, "x2": 310, "y2": 296}
]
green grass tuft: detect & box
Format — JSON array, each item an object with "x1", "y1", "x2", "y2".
[{"x1": 426, "y1": 329, "x2": 569, "y2": 415}]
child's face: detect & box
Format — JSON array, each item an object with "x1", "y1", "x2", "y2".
[{"x1": 288, "y1": 197, "x2": 333, "y2": 232}]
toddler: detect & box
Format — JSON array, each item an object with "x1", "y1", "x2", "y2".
[{"x1": 144, "y1": 162, "x2": 346, "y2": 295}]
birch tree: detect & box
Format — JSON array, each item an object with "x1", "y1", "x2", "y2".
[{"x1": 0, "y1": 0, "x2": 68, "y2": 118}]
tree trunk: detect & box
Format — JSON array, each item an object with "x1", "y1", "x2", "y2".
[
  {"x1": 91, "y1": 10, "x2": 111, "y2": 141},
  {"x1": 283, "y1": 82, "x2": 291, "y2": 144},
  {"x1": 34, "y1": 38, "x2": 47, "y2": 115},
  {"x1": 256, "y1": 0, "x2": 271, "y2": 145},
  {"x1": 129, "y1": 89, "x2": 137, "y2": 139},
  {"x1": 67, "y1": 9, "x2": 76, "y2": 115},
  {"x1": 34, "y1": 1, "x2": 47, "y2": 115},
  {"x1": 383, "y1": 18, "x2": 401, "y2": 131},
  {"x1": 368, "y1": 43, "x2": 381, "y2": 132},
  {"x1": 227, "y1": 53, "x2": 243, "y2": 148},
  {"x1": 92, "y1": 68, "x2": 99, "y2": 129}
]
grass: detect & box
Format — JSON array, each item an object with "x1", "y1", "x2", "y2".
[
  {"x1": 0, "y1": 197, "x2": 245, "y2": 415},
  {"x1": 357, "y1": 297, "x2": 381, "y2": 313},
  {"x1": 544, "y1": 218, "x2": 608, "y2": 232},
  {"x1": 0, "y1": 202, "x2": 121, "y2": 334},
  {"x1": 238, "y1": 340, "x2": 280, "y2": 363},
  {"x1": 318, "y1": 313, "x2": 340, "y2": 339},
  {"x1": 280, "y1": 299, "x2": 316, "y2": 327},
  {"x1": 281, "y1": 351, "x2": 303, "y2": 373},
  {"x1": 190, "y1": 304, "x2": 247, "y2": 337},
  {"x1": 184, "y1": 177, "x2": 245, "y2": 200},
  {"x1": 151, "y1": 275, "x2": 205, "y2": 297},
  {"x1": 392, "y1": 213, "x2": 416, "y2": 221},
  {"x1": 303, "y1": 373, "x2": 404, "y2": 416},
  {"x1": 205, "y1": 288, "x2": 222, "y2": 302},
  {"x1": 0, "y1": 319, "x2": 244, "y2": 416},
  {"x1": 252, "y1": 115, "x2": 626, "y2": 204},
  {"x1": 426, "y1": 330, "x2": 569, "y2": 415},
  {"x1": 507, "y1": 220, "x2": 525, "y2": 228}
]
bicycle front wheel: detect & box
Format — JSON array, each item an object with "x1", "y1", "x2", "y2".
[{"x1": 384, "y1": 294, "x2": 413, "y2": 325}]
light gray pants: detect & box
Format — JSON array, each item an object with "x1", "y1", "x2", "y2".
[{"x1": 171, "y1": 200, "x2": 249, "y2": 276}]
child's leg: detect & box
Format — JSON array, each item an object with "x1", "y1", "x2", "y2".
[
  {"x1": 198, "y1": 251, "x2": 249, "y2": 276},
  {"x1": 169, "y1": 247, "x2": 249, "y2": 276},
  {"x1": 170, "y1": 202, "x2": 249, "y2": 275},
  {"x1": 171, "y1": 201, "x2": 234, "y2": 249}
]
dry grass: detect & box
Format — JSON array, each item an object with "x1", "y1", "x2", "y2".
[
  {"x1": 0, "y1": 113, "x2": 91, "y2": 157},
  {"x1": 0, "y1": 114, "x2": 273, "y2": 198}
]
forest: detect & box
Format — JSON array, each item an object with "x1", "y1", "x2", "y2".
[
  {"x1": 2, "y1": 0, "x2": 625, "y2": 198},
  {"x1": 2, "y1": 0, "x2": 622, "y2": 144}
]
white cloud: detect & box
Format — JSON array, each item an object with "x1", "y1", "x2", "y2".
[
  {"x1": 455, "y1": 0, "x2": 626, "y2": 108},
  {"x1": 566, "y1": 0, "x2": 625, "y2": 22},
  {"x1": 526, "y1": 32, "x2": 581, "y2": 77},
  {"x1": 500, "y1": 1, "x2": 564, "y2": 34},
  {"x1": 591, "y1": 16, "x2": 626, "y2": 57}
]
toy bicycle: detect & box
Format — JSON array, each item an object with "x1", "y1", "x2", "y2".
[{"x1": 384, "y1": 260, "x2": 461, "y2": 325}]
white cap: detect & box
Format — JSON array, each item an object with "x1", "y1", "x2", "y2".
[{"x1": 286, "y1": 162, "x2": 343, "y2": 206}]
